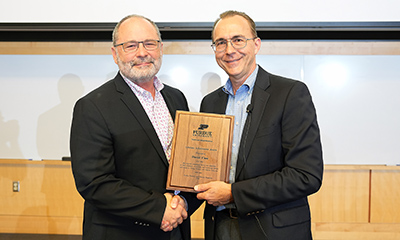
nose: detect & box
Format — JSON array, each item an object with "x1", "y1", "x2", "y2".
[
  {"x1": 136, "y1": 42, "x2": 148, "y2": 56},
  {"x1": 225, "y1": 40, "x2": 236, "y2": 54}
]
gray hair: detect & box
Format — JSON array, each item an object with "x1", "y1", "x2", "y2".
[{"x1": 112, "y1": 14, "x2": 162, "y2": 45}]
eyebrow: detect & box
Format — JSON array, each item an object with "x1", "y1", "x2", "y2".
[{"x1": 214, "y1": 35, "x2": 245, "y2": 42}]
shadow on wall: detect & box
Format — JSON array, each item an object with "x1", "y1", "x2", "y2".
[
  {"x1": 0, "y1": 111, "x2": 24, "y2": 158},
  {"x1": 36, "y1": 74, "x2": 84, "y2": 160},
  {"x1": 158, "y1": 73, "x2": 199, "y2": 112},
  {"x1": 201, "y1": 72, "x2": 222, "y2": 97},
  {"x1": 158, "y1": 72, "x2": 222, "y2": 112}
]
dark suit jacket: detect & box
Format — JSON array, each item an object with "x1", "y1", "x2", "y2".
[
  {"x1": 70, "y1": 73, "x2": 197, "y2": 240},
  {"x1": 200, "y1": 66, "x2": 323, "y2": 240}
]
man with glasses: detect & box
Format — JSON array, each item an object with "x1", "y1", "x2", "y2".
[
  {"x1": 194, "y1": 10, "x2": 323, "y2": 240},
  {"x1": 70, "y1": 14, "x2": 198, "y2": 240}
]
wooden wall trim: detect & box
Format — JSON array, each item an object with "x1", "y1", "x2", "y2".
[
  {"x1": 0, "y1": 159, "x2": 83, "y2": 235},
  {"x1": 0, "y1": 158, "x2": 70, "y2": 166},
  {"x1": 313, "y1": 223, "x2": 400, "y2": 239},
  {"x1": 324, "y1": 164, "x2": 400, "y2": 170},
  {"x1": 1, "y1": 41, "x2": 400, "y2": 55},
  {"x1": 0, "y1": 216, "x2": 82, "y2": 235},
  {"x1": 370, "y1": 169, "x2": 400, "y2": 223},
  {"x1": 1, "y1": 159, "x2": 400, "y2": 239},
  {"x1": 308, "y1": 168, "x2": 371, "y2": 223}
]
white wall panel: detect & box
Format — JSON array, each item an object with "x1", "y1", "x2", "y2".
[{"x1": 0, "y1": 54, "x2": 399, "y2": 165}]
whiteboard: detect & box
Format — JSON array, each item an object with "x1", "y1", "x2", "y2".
[
  {"x1": 0, "y1": 0, "x2": 399, "y2": 23},
  {"x1": 0, "y1": 52, "x2": 399, "y2": 165}
]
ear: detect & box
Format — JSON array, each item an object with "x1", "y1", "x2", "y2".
[
  {"x1": 254, "y1": 37, "x2": 261, "y2": 55},
  {"x1": 111, "y1": 46, "x2": 119, "y2": 65}
]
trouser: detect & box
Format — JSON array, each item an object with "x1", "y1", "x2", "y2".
[
  {"x1": 171, "y1": 226, "x2": 183, "y2": 240},
  {"x1": 214, "y1": 209, "x2": 242, "y2": 240}
]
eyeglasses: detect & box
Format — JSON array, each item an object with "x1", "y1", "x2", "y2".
[
  {"x1": 114, "y1": 39, "x2": 161, "y2": 53},
  {"x1": 211, "y1": 36, "x2": 257, "y2": 52}
]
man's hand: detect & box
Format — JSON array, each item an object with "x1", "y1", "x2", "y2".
[
  {"x1": 194, "y1": 181, "x2": 233, "y2": 206},
  {"x1": 160, "y1": 193, "x2": 188, "y2": 232},
  {"x1": 170, "y1": 193, "x2": 187, "y2": 209}
]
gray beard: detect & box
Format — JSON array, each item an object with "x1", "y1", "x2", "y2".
[{"x1": 117, "y1": 55, "x2": 162, "y2": 85}]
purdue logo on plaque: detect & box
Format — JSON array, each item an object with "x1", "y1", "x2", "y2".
[{"x1": 166, "y1": 111, "x2": 234, "y2": 192}]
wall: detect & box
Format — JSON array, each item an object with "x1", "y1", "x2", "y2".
[
  {"x1": 1, "y1": 159, "x2": 400, "y2": 239},
  {"x1": 0, "y1": 0, "x2": 399, "y2": 23},
  {"x1": 0, "y1": 159, "x2": 83, "y2": 234},
  {"x1": 1, "y1": 41, "x2": 400, "y2": 165}
]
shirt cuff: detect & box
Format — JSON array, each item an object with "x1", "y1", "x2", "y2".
[{"x1": 174, "y1": 190, "x2": 188, "y2": 211}]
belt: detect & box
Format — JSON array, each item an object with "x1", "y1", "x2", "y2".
[{"x1": 219, "y1": 208, "x2": 238, "y2": 219}]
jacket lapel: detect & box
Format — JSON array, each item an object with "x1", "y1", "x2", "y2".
[
  {"x1": 215, "y1": 88, "x2": 229, "y2": 114},
  {"x1": 235, "y1": 67, "x2": 271, "y2": 178},
  {"x1": 160, "y1": 89, "x2": 178, "y2": 121},
  {"x1": 114, "y1": 74, "x2": 169, "y2": 167}
]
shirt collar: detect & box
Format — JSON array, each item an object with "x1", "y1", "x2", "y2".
[
  {"x1": 222, "y1": 65, "x2": 259, "y2": 96},
  {"x1": 120, "y1": 71, "x2": 164, "y2": 94}
]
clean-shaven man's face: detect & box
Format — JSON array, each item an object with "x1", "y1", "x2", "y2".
[{"x1": 213, "y1": 15, "x2": 261, "y2": 85}]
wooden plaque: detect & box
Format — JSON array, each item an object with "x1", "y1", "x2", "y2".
[{"x1": 166, "y1": 111, "x2": 234, "y2": 192}]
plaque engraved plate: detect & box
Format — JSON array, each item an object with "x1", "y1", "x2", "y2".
[{"x1": 166, "y1": 111, "x2": 234, "y2": 192}]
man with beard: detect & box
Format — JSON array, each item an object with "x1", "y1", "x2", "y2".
[{"x1": 70, "y1": 14, "x2": 198, "y2": 240}]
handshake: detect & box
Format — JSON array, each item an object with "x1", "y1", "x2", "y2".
[{"x1": 160, "y1": 193, "x2": 188, "y2": 232}]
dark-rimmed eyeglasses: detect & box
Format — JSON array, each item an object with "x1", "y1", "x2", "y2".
[
  {"x1": 211, "y1": 36, "x2": 257, "y2": 52},
  {"x1": 114, "y1": 39, "x2": 161, "y2": 53}
]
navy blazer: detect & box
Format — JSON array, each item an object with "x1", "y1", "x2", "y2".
[
  {"x1": 200, "y1": 66, "x2": 323, "y2": 240},
  {"x1": 70, "y1": 73, "x2": 197, "y2": 240}
]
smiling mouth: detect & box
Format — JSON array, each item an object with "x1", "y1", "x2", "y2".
[
  {"x1": 131, "y1": 61, "x2": 153, "y2": 67},
  {"x1": 225, "y1": 58, "x2": 241, "y2": 64},
  {"x1": 136, "y1": 63, "x2": 151, "y2": 66}
]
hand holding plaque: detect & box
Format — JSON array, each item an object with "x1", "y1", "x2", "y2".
[{"x1": 166, "y1": 111, "x2": 234, "y2": 192}]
